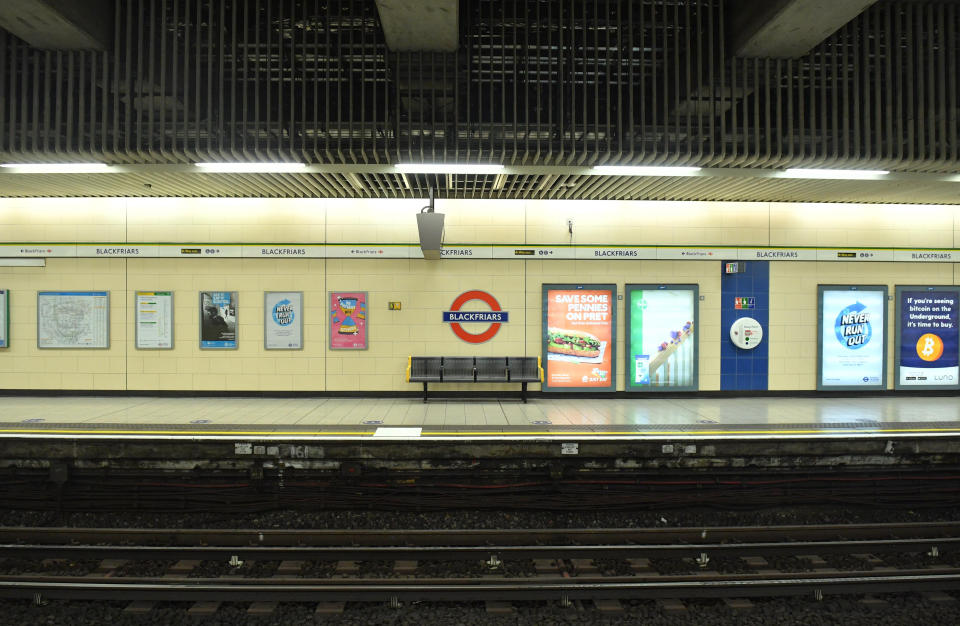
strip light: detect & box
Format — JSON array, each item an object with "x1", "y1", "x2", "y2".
[
  {"x1": 194, "y1": 162, "x2": 307, "y2": 173},
  {"x1": 592, "y1": 166, "x2": 702, "y2": 176},
  {"x1": 782, "y1": 168, "x2": 889, "y2": 180},
  {"x1": 0, "y1": 163, "x2": 110, "y2": 173},
  {"x1": 395, "y1": 163, "x2": 505, "y2": 175}
]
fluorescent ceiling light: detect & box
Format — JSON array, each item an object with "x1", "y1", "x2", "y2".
[
  {"x1": 0, "y1": 163, "x2": 110, "y2": 173},
  {"x1": 194, "y1": 162, "x2": 306, "y2": 173},
  {"x1": 592, "y1": 166, "x2": 702, "y2": 176},
  {"x1": 782, "y1": 168, "x2": 889, "y2": 179},
  {"x1": 395, "y1": 163, "x2": 505, "y2": 175}
]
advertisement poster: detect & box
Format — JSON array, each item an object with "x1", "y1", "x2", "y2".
[
  {"x1": 896, "y1": 286, "x2": 959, "y2": 389},
  {"x1": 542, "y1": 284, "x2": 616, "y2": 391},
  {"x1": 818, "y1": 285, "x2": 887, "y2": 389},
  {"x1": 37, "y1": 291, "x2": 110, "y2": 349},
  {"x1": 265, "y1": 292, "x2": 303, "y2": 350},
  {"x1": 200, "y1": 291, "x2": 238, "y2": 349},
  {"x1": 626, "y1": 285, "x2": 698, "y2": 391},
  {"x1": 0, "y1": 290, "x2": 7, "y2": 348},
  {"x1": 330, "y1": 291, "x2": 368, "y2": 349},
  {"x1": 135, "y1": 291, "x2": 174, "y2": 349}
]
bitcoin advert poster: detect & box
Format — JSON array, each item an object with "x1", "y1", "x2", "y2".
[
  {"x1": 818, "y1": 286, "x2": 887, "y2": 390},
  {"x1": 626, "y1": 285, "x2": 698, "y2": 392},
  {"x1": 542, "y1": 284, "x2": 616, "y2": 391},
  {"x1": 896, "y1": 286, "x2": 959, "y2": 389}
]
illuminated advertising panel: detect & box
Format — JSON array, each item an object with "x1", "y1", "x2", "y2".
[
  {"x1": 626, "y1": 285, "x2": 698, "y2": 391},
  {"x1": 817, "y1": 285, "x2": 887, "y2": 390},
  {"x1": 895, "y1": 286, "x2": 959, "y2": 389},
  {"x1": 542, "y1": 284, "x2": 616, "y2": 391}
]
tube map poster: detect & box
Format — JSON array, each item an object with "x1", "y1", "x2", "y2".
[
  {"x1": 542, "y1": 284, "x2": 616, "y2": 391},
  {"x1": 819, "y1": 286, "x2": 886, "y2": 389},
  {"x1": 897, "y1": 287, "x2": 959, "y2": 388}
]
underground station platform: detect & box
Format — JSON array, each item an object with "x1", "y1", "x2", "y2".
[{"x1": 1, "y1": 394, "x2": 959, "y2": 468}]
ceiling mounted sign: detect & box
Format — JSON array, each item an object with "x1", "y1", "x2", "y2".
[{"x1": 442, "y1": 290, "x2": 508, "y2": 343}]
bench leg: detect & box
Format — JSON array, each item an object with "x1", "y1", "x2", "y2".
[
  {"x1": 521, "y1": 381, "x2": 527, "y2": 403},
  {"x1": 423, "y1": 382, "x2": 428, "y2": 403}
]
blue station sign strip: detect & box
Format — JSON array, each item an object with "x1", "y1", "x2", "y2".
[{"x1": 443, "y1": 311, "x2": 509, "y2": 323}]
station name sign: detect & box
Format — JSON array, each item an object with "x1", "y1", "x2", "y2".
[{"x1": 1, "y1": 244, "x2": 959, "y2": 262}]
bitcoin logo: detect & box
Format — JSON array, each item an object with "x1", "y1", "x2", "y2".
[{"x1": 916, "y1": 333, "x2": 944, "y2": 362}]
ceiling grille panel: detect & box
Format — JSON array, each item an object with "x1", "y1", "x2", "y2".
[{"x1": 0, "y1": 0, "x2": 957, "y2": 199}]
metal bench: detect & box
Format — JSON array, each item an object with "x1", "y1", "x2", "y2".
[{"x1": 406, "y1": 356, "x2": 543, "y2": 402}]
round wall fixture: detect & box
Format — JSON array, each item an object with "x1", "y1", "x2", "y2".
[{"x1": 730, "y1": 317, "x2": 763, "y2": 350}]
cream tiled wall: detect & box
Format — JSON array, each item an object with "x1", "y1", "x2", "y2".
[
  {"x1": 0, "y1": 197, "x2": 957, "y2": 392},
  {"x1": 768, "y1": 262, "x2": 957, "y2": 390}
]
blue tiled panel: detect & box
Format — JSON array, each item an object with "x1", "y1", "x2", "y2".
[{"x1": 720, "y1": 261, "x2": 769, "y2": 390}]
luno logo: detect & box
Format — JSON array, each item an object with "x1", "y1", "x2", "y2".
[{"x1": 442, "y1": 290, "x2": 508, "y2": 343}]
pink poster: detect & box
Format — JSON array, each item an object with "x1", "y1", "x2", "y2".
[{"x1": 329, "y1": 291, "x2": 368, "y2": 349}]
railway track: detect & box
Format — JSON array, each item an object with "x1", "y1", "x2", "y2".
[{"x1": 0, "y1": 522, "x2": 958, "y2": 614}]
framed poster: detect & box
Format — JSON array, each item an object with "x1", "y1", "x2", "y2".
[
  {"x1": 135, "y1": 291, "x2": 174, "y2": 349},
  {"x1": 817, "y1": 285, "x2": 887, "y2": 390},
  {"x1": 200, "y1": 291, "x2": 238, "y2": 349},
  {"x1": 625, "y1": 284, "x2": 698, "y2": 391},
  {"x1": 542, "y1": 284, "x2": 616, "y2": 392},
  {"x1": 895, "y1": 285, "x2": 959, "y2": 389},
  {"x1": 265, "y1": 291, "x2": 303, "y2": 350},
  {"x1": 0, "y1": 290, "x2": 7, "y2": 348},
  {"x1": 329, "y1": 291, "x2": 368, "y2": 349},
  {"x1": 37, "y1": 291, "x2": 110, "y2": 349}
]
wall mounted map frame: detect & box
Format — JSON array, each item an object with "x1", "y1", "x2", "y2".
[{"x1": 37, "y1": 291, "x2": 110, "y2": 349}]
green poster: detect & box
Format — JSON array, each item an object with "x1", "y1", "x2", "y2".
[{"x1": 626, "y1": 285, "x2": 698, "y2": 391}]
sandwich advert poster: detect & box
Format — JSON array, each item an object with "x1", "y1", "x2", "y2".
[
  {"x1": 330, "y1": 291, "x2": 368, "y2": 349},
  {"x1": 818, "y1": 286, "x2": 886, "y2": 389},
  {"x1": 626, "y1": 286, "x2": 697, "y2": 391},
  {"x1": 542, "y1": 284, "x2": 616, "y2": 391},
  {"x1": 896, "y1": 287, "x2": 959, "y2": 388}
]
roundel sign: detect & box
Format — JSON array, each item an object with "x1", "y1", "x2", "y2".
[{"x1": 442, "y1": 290, "x2": 509, "y2": 343}]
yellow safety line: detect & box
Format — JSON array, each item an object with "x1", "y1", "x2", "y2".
[
  {"x1": 0, "y1": 427, "x2": 958, "y2": 437},
  {"x1": 0, "y1": 429, "x2": 374, "y2": 436}
]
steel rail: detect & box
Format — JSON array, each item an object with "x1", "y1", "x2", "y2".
[
  {"x1": 1, "y1": 573, "x2": 959, "y2": 603},
  {"x1": 0, "y1": 522, "x2": 956, "y2": 547},
  {"x1": 1, "y1": 537, "x2": 957, "y2": 562}
]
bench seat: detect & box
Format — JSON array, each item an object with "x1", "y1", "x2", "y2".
[{"x1": 406, "y1": 356, "x2": 543, "y2": 402}]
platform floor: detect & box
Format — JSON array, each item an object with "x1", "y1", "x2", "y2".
[{"x1": 0, "y1": 395, "x2": 959, "y2": 439}]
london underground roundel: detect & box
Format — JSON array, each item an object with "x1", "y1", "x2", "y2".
[{"x1": 442, "y1": 290, "x2": 509, "y2": 343}]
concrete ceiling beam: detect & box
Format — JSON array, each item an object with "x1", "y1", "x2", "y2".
[
  {"x1": 374, "y1": 0, "x2": 458, "y2": 52},
  {"x1": 0, "y1": 0, "x2": 112, "y2": 50},
  {"x1": 728, "y1": 0, "x2": 877, "y2": 58}
]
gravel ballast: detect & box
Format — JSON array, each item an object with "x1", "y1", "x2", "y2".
[
  {"x1": 2, "y1": 505, "x2": 959, "y2": 531},
  {"x1": 1, "y1": 595, "x2": 958, "y2": 626}
]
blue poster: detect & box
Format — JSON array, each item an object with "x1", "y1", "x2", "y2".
[
  {"x1": 200, "y1": 291, "x2": 238, "y2": 349},
  {"x1": 898, "y1": 289, "x2": 959, "y2": 387},
  {"x1": 820, "y1": 288, "x2": 885, "y2": 388}
]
